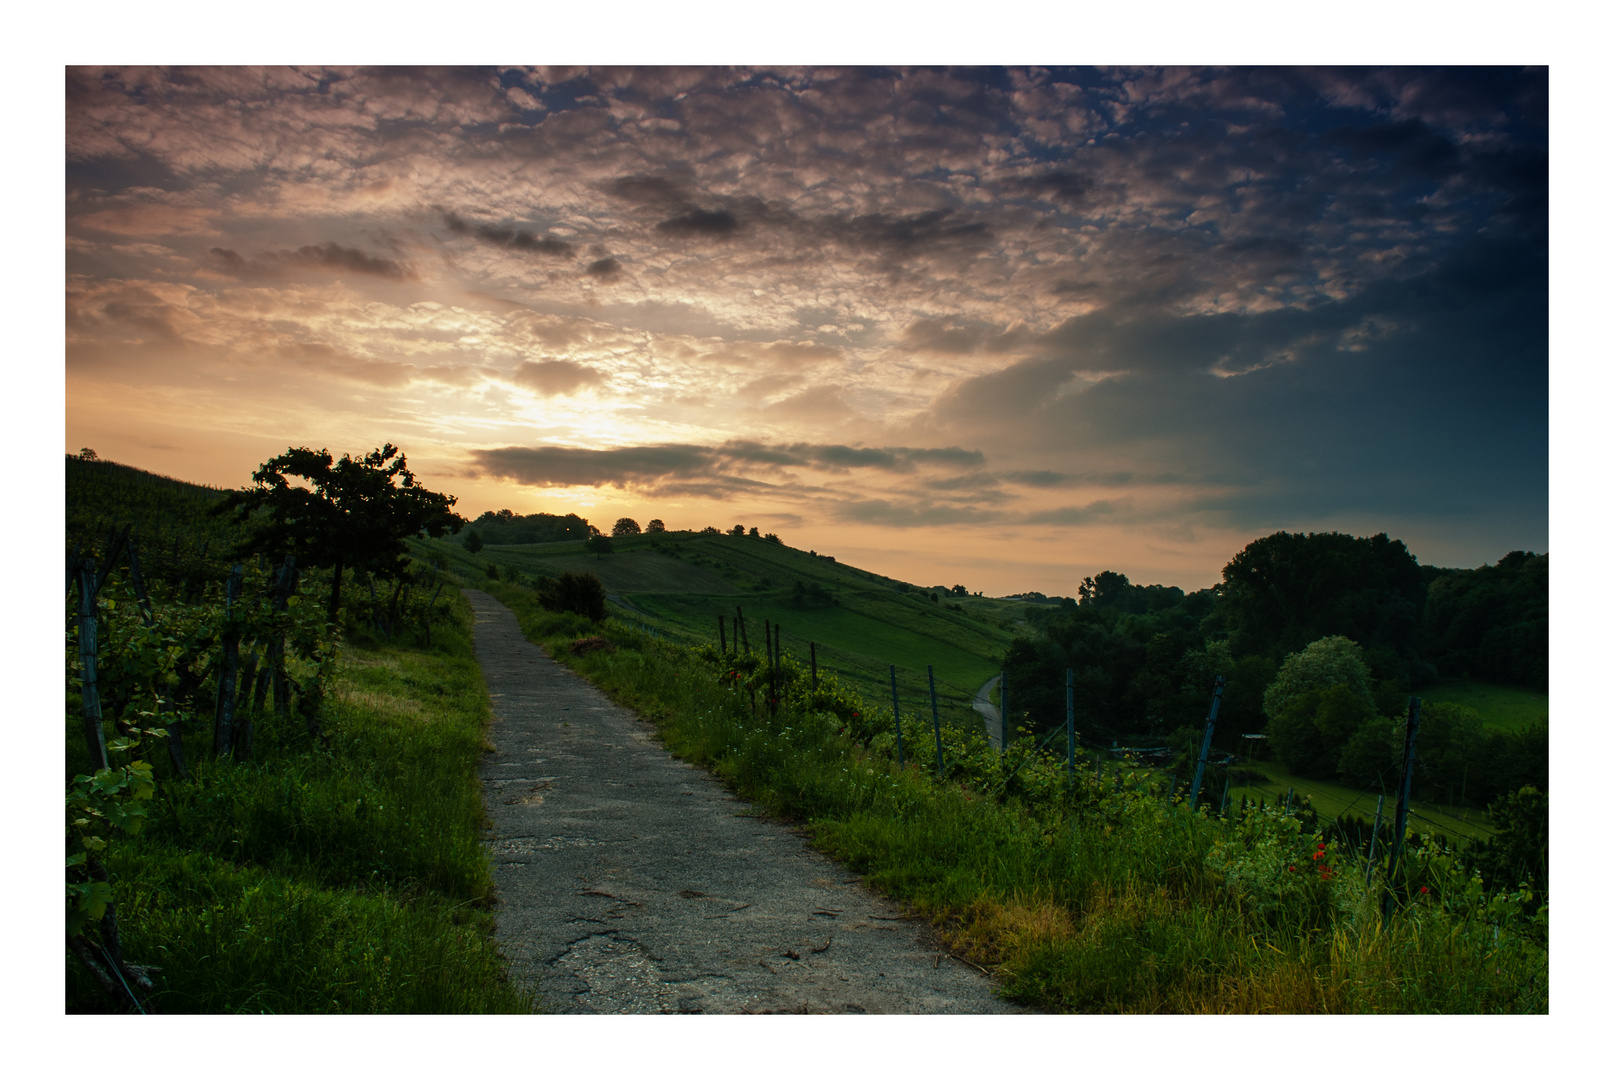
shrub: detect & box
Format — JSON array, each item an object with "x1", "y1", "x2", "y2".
[{"x1": 536, "y1": 571, "x2": 608, "y2": 622}]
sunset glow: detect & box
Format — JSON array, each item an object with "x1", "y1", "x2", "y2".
[{"x1": 65, "y1": 66, "x2": 1547, "y2": 593}]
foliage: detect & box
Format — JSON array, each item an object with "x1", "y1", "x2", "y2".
[
  {"x1": 1220, "y1": 531, "x2": 1425, "y2": 665},
  {"x1": 464, "y1": 530, "x2": 483, "y2": 554},
  {"x1": 67, "y1": 587, "x2": 532, "y2": 1013},
  {"x1": 1475, "y1": 785, "x2": 1548, "y2": 892},
  {"x1": 585, "y1": 534, "x2": 614, "y2": 559},
  {"x1": 1423, "y1": 551, "x2": 1547, "y2": 690},
  {"x1": 466, "y1": 508, "x2": 591, "y2": 545},
  {"x1": 612, "y1": 517, "x2": 641, "y2": 537},
  {"x1": 218, "y1": 444, "x2": 465, "y2": 621},
  {"x1": 67, "y1": 726, "x2": 162, "y2": 936},
  {"x1": 1263, "y1": 636, "x2": 1374, "y2": 720},
  {"x1": 536, "y1": 571, "x2": 608, "y2": 623},
  {"x1": 646, "y1": 518, "x2": 666, "y2": 533}
]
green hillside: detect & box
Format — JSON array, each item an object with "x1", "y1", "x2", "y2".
[{"x1": 416, "y1": 530, "x2": 1024, "y2": 733}]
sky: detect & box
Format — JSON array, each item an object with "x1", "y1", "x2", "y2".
[{"x1": 64, "y1": 64, "x2": 1548, "y2": 595}]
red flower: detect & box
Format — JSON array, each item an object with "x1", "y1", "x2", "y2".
[
  {"x1": 1287, "y1": 865, "x2": 1296, "y2": 872},
  {"x1": 1419, "y1": 886, "x2": 1430, "y2": 894}
]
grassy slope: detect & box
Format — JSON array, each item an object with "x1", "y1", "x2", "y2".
[
  {"x1": 1419, "y1": 678, "x2": 1549, "y2": 733},
  {"x1": 419, "y1": 530, "x2": 1020, "y2": 729}
]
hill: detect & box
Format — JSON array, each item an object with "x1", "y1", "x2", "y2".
[
  {"x1": 416, "y1": 530, "x2": 1026, "y2": 735},
  {"x1": 65, "y1": 453, "x2": 251, "y2": 593}
]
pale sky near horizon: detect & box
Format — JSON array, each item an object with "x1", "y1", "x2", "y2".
[{"x1": 64, "y1": 63, "x2": 1548, "y2": 596}]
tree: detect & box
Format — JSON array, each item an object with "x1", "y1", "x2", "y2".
[
  {"x1": 464, "y1": 529, "x2": 484, "y2": 554},
  {"x1": 613, "y1": 517, "x2": 641, "y2": 537},
  {"x1": 586, "y1": 534, "x2": 614, "y2": 560},
  {"x1": 763, "y1": 532, "x2": 782, "y2": 544},
  {"x1": 1262, "y1": 636, "x2": 1376, "y2": 778},
  {"x1": 646, "y1": 519, "x2": 666, "y2": 534},
  {"x1": 748, "y1": 526, "x2": 760, "y2": 538},
  {"x1": 218, "y1": 444, "x2": 464, "y2": 622},
  {"x1": 951, "y1": 585, "x2": 967, "y2": 596},
  {"x1": 1220, "y1": 531, "x2": 1424, "y2": 662},
  {"x1": 78, "y1": 447, "x2": 99, "y2": 461},
  {"x1": 537, "y1": 571, "x2": 608, "y2": 622},
  {"x1": 729, "y1": 524, "x2": 745, "y2": 536}
]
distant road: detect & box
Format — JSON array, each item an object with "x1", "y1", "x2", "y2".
[{"x1": 973, "y1": 675, "x2": 1002, "y2": 752}]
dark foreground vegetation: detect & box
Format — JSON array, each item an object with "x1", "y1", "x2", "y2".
[{"x1": 66, "y1": 453, "x2": 529, "y2": 1012}]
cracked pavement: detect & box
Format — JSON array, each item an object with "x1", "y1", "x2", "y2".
[{"x1": 467, "y1": 589, "x2": 1018, "y2": 1014}]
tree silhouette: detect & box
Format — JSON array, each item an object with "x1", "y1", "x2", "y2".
[
  {"x1": 218, "y1": 443, "x2": 464, "y2": 622},
  {"x1": 646, "y1": 518, "x2": 666, "y2": 533},
  {"x1": 464, "y1": 529, "x2": 484, "y2": 554},
  {"x1": 612, "y1": 517, "x2": 642, "y2": 537}
]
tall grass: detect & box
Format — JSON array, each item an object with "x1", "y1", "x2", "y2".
[
  {"x1": 66, "y1": 593, "x2": 533, "y2": 1013},
  {"x1": 487, "y1": 582, "x2": 1546, "y2": 1014}
]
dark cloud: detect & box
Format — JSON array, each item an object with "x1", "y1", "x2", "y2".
[
  {"x1": 511, "y1": 360, "x2": 604, "y2": 396},
  {"x1": 585, "y1": 257, "x2": 622, "y2": 280},
  {"x1": 656, "y1": 208, "x2": 740, "y2": 238},
  {"x1": 287, "y1": 243, "x2": 414, "y2": 280},
  {"x1": 1022, "y1": 500, "x2": 1124, "y2": 525},
  {"x1": 1010, "y1": 169, "x2": 1096, "y2": 209},
  {"x1": 469, "y1": 439, "x2": 989, "y2": 490},
  {"x1": 205, "y1": 242, "x2": 414, "y2": 281},
  {"x1": 441, "y1": 210, "x2": 574, "y2": 257}
]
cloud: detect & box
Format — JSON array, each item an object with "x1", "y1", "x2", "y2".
[
  {"x1": 442, "y1": 210, "x2": 575, "y2": 257},
  {"x1": 656, "y1": 208, "x2": 740, "y2": 238},
  {"x1": 467, "y1": 438, "x2": 990, "y2": 491},
  {"x1": 585, "y1": 257, "x2": 622, "y2": 280},
  {"x1": 512, "y1": 359, "x2": 604, "y2": 396}
]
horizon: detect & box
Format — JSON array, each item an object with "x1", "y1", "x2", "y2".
[{"x1": 65, "y1": 66, "x2": 1547, "y2": 596}]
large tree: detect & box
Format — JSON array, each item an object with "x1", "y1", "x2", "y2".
[
  {"x1": 1220, "y1": 531, "x2": 1425, "y2": 663},
  {"x1": 219, "y1": 444, "x2": 464, "y2": 621}
]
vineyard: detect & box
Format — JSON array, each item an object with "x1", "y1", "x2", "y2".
[{"x1": 65, "y1": 454, "x2": 528, "y2": 1013}]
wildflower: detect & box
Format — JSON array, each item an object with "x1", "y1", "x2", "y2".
[{"x1": 1420, "y1": 886, "x2": 1430, "y2": 894}]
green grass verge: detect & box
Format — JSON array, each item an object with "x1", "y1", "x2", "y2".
[
  {"x1": 1227, "y1": 758, "x2": 1497, "y2": 843},
  {"x1": 67, "y1": 592, "x2": 534, "y2": 1014},
  {"x1": 1419, "y1": 679, "x2": 1548, "y2": 733},
  {"x1": 477, "y1": 584, "x2": 1546, "y2": 1014}
]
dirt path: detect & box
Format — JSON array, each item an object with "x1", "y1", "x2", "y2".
[
  {"x1": 466, "y1": 589, "x2": 1018, "y2": 1014},
  {"x1": 974, "y1": 674, "x2": 1004, "y2": 751}
]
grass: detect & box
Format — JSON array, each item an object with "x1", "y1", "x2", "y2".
[
  {"x1": 416, "y1": 530, "x2": 1017, "y2": 729},
  {"x1": 481, "y1": 592, "x2": 1547, "y2": 1014},
  {"x1": 66, "y1": 590, "x2": 534, "y2": 1014},
  {"x1": 1419, "y1": 678, "x2": 1548, "y2": 733},
  {"x1": 1226, "y1": 758, "x2": 1498, "y2": 843}
]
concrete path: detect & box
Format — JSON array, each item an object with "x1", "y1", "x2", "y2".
[{"x1": 466, "y1": 589, "x2": 1018, "y2": 1014}]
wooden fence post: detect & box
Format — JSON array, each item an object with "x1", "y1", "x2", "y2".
[
  {"x1": 76, "y1": 558, "x2": 109, "y2": 773},
  {"x1": 889, "y1": 665, "x2": 904, "y2": 767},
  {"x1": 214, "y1": 564, "x2": 243, "y2": 758},
  {"x1": 1383, "y1": 699, "x2": 1422, "y2": 919},
  {"x1": 928, "y1": 665, "x2": 943, "y2": 774},
  {"x1": 1188, "y1": 675, "x2": 1225, "y2": 811},
  {"x1": 1065, "y1": 668, "x2": 1075, "y2": 777}
]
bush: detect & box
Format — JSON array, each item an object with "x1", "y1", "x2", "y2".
[{"x1": 536, "y1": 571, "x2": 608, "y2": 622}]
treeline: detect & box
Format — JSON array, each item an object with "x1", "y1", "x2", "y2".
[
  {"x1": 465, "y1": 508, "x2": 591, "y2": 545},
  {"x1": 1003, "y1": 531, "x2": 1547, "y2": 810}
]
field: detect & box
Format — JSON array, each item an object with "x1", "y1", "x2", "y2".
[{"x1": 1419, "y1": 678, "x2": 1549, "y2": 733}]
